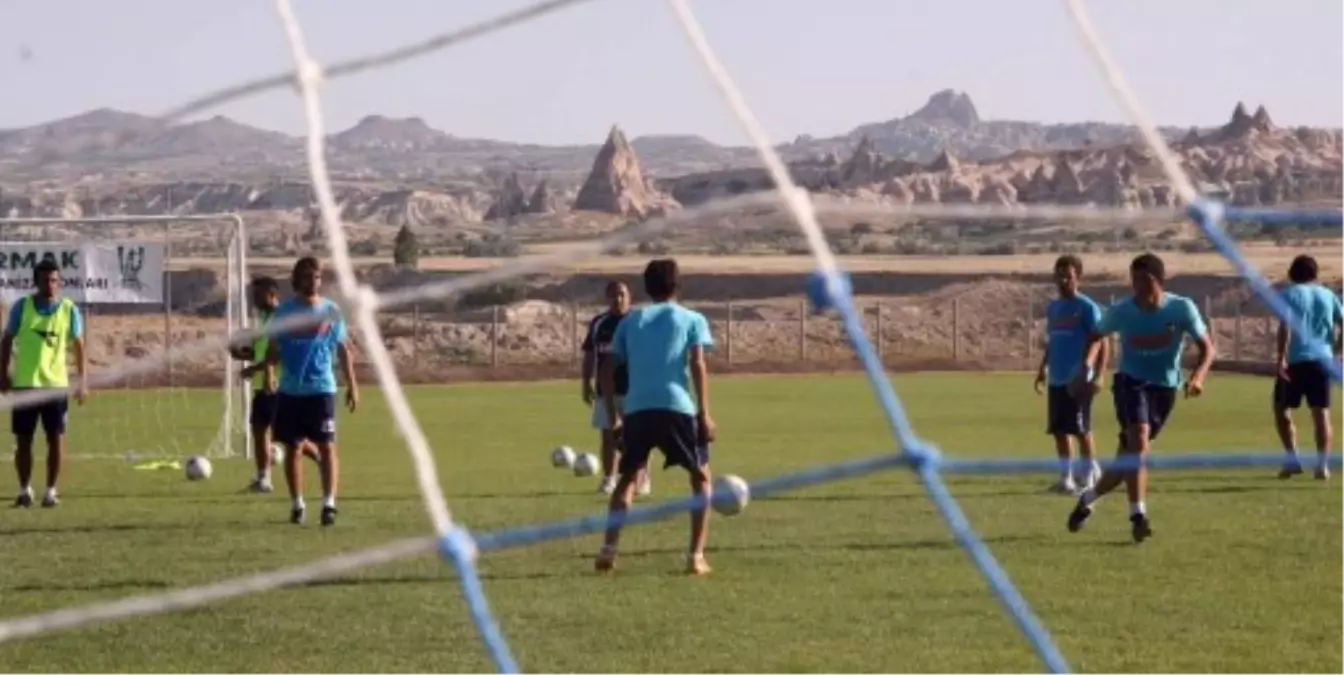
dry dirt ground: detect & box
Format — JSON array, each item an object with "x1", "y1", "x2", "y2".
[{"x1": 92, "y1": 243, "x2": 1337, "y2": 387}]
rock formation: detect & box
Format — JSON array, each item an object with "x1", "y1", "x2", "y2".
[
  {"x1": 572, "y1": 126, "x2": 677, "y2": 217},
  {"x1": 483, "y1": 174, "x2": 530, "y2": 221},
  {"x1": 906, "y1": 89, "x2": 981, "y2": 127}
]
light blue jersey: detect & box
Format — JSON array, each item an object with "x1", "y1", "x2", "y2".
[
  {"x1": 272, "y1": 297, "x2": 347, "y2": 396},
  {"x1": 610, "y1": 302, "x2": 714, "y2": 416},
  {"x1": 5, "y1": 298, "x2": 83, "y2": 340},
  {"x1": 1045, "y1": 294, "x2": 1102, "y2": 386},
  {"x1": 1281, "y1": 283, "x2": 1343, "y2": 365},
  {"x1": 1095, "y1": 293, "x2": 1206, "y2": 388}
]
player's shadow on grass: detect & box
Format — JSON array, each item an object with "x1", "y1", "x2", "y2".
[
  {"x1": 7, "y1": 578, "x2": 173, "y2": 593},
  {"x1": 765, "y1": 490, "x2": 1034, "y2": 503},
  {"x1": 0, "y1": 522, "x2": 251, "y2": 537},
  {"x1": 601, "y1": 533, "x2": 1047, "y2": 559}
]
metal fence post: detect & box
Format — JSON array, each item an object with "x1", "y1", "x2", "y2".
[{"x1": 491, "y1": 305, "x2": 500, "y2": 368}]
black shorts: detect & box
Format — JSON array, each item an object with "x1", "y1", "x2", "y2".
[
  {"x1": 250, "y1": 391, "x2": 279, "y2": 429},
  {"x1": 1112, "y1": 373, "x2": 1177, "y2": 447},
  {"x1": 274, "y1": 393, "x2": 337, "y2": 447},
  {"x1": 619, "y1": 410, "x2": 711, "y2": 475},
  {"x1": 1046, "y1": 385, "x2": 1092, "y2": 436},
  {"x1": 11, "y1": 390, "x2": 68, "y2": 438},
  {"x1": 1274, "y1": 361, "x2": 1333, "y2": 410}
]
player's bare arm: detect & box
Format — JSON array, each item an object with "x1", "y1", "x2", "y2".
[
  {"x1": 72, "y1": 335, "x2": 88, "y2": 404},
  {"x1": 338, "y1": 341, "x2": 358, "y2": 413},
  {"x1": 1069, "y1": 333, "x2": 1106, "y2": 398},
  {"x1": 1186, "y1": 333, "x2": 1216, "y2": 398},
  {"x1": 1034, "y1": 343, "x2": 1048, "y2": 394},
  {"x1": 580, "y1": 348, "x2": 595, "y2": 405},
  {"x1": 690, "y1": 344, "x2": 715, "y2": 442},
  {"x1": 0, "y1": 330, "x2": 13, "y2": 393},
  {"x1": 599, "y1": 358, "x2": 619, "y2": 431},
  {"x1": 262, "y1": 338, "x2": 280, "y2": 394},
  {"x1": 1094, "y1": 335, "x2": 1111, "y2": 389},
  {"x1": 1275, "y1": 321, "x2": 1291, "y2": 379}
]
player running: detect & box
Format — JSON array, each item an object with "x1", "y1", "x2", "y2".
[
  {"x1": 1066, "y1": 253, "x2": 1215, "y2": 543},
  {"x1": 1272, "y1": 254, "x2": 1342, "y2": 481},
  {"x1": 0, "y1": 259, "x2": 88, "y2": 508},
  {"x1": 581, "y1": 279, "x2": 651, "y2": 497},
  {"x1": 233, "y1": 276, "x2": 319, "y2": 493},
  {"x1": 596, "y1": 258, "x2": 716, "y2": 575},
  {"x1": 1034, "y1": 254, "x2": 1107, "y2": 495},
  {"x1": 265, "y1": 257, "x2": 359, "y2": 527}
]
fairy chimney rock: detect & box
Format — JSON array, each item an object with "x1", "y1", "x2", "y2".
[
  {"x1": 483, "y1": 173, "x2": 530, "y2": 221},
  {"x1": 572, "y1": 125, "x2": 662, "y2": 217},
  {"x1": 1251, "y1": 105, "x2": 1275, "y2": 132},
  {"x1": 525, "y1": 180, "x2": 555, "y2": 214}
]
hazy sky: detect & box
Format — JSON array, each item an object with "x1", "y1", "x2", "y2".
[{"x1": 2, "y1": 0, "x2": 1340, "y2": 145}]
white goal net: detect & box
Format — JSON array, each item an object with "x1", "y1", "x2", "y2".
[{"x1": 0, "y1": 214, "x2": 250, "y2": 462}]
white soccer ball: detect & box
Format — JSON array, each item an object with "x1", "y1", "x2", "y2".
[
  {"x1": 270, "y1": 443, "x2": 286, "y2": 466},
  {"x1": 713, "y1": 474, "x2": 750, "y2": 516},
  {"x1": 551, "y1": 445, "x2": 577, "y2": 469},
  {"x1": 573, "y1": 453, "x2": 600, "y2": 477},
  {"x1": 185, "y1": 456, "x2": 213, "y2": 481}
]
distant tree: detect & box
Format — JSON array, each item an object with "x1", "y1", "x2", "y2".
[{"x1": 393, "y1": 224, "x2": 419, "y2": 269}]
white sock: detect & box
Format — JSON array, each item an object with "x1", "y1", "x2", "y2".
[
  {"x1": 1285, "y1": 448, "x2": 1300, "y2": 458},
  {"x1": 1058, "y1": 457, "x2": 1071, "y2": 478},
  {"x1": 18, "y1": 484, "x2": 31, "y2": 497},
  {"x1": 1318, "y1": 452, "x2": 1328, "y2": 468},
  {"x1": 293, "y1": 497, "x2": 305, "y2": 510},
  {"x1": 43, "y1": 486, "x2": 56, "y2": 500},
  {"x1": 1130, "y1": 501, "x2": 1146, "y2": 517},
  {"x1": 1079, "y1": 488, "x2": 1098, "y2": 508},
  {"x1": 258, "y1": 468, "x2": 271, "y2": 482},
  {"x1": 322, "y1": 495, "x2": 336, "y2": 509}
]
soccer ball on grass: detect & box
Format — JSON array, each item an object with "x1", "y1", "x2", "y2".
[
  {"x1": 550, "y1": 445, "x2": 577, "y2": 469},
  {"x1": 185, "y1": 456, "x2": 213, "y2": 481},
  {"x1": 713, "y1": 474, "x2": 750, "y2": 516},
  {"x1": 573, "y1": 453, "x2": 600, "y2": 477}
]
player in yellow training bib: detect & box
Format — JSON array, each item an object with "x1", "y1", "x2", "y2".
[
  {"x1": 0, "y1": 259, "x2": 88, "y2": 508},
  {"x1": 234, "y1": 276, "x2": 322, "y2": 494}
]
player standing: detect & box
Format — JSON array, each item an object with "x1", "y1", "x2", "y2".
[
  {"x1": 1066, "y1": 253, "x2": 1215, "y2": 543},
  {"x1": 580, "y1": 279, "x2": 651, "y2": 496},
  {"x1": 0, "y1": 260, "x2": 87, "y2": 508},
  {"x1": 265, "y1": 257, "x2": 358, "y2": 526},
  {"x1": 1272, "y1": 254, "x2": 1342, "y2": 480},
  {"x1": 596, "y1": 258, "x2": 716, "y2": 575},
  {"x1": 234, "y1": 276, "x2": 321, "y2": 493},
  {"x1": 1034, "y1": 254, "x2": 1107, "y2": 495}
]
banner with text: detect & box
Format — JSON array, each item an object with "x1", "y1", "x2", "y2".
[{"x1": 0, "y1": 243, "x2": 165, "y2": 304}]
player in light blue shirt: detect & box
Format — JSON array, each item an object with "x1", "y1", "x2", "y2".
[
  {"x1": 1271, "y1": 255, "x2": 1343, "y2": 480},
  {"x1": 597, "y1": 258, "x2": 716, "y2": 575},
  {"x1": 1034, "y1": 255, "x2": 1107, "y2": 495},
  {"x1": 264, "y1": 257, "x2": 359, "y2": 527},
  {"x1": 1066, "y1": 253, "x2": 1215, "y2": 543}
]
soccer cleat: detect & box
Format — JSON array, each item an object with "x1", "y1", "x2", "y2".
[
  {"x1": 1130, "y1": 513, "x2": 1153, "y2": 543},
  {"x1": 685, "y1": 553, "x2": 712, "y2": 576},
  {"x1": 1315, "y1": 466, "x2": 1331, "y2": 481},
  {"x1": 636, "y1": 474, "x2": 652, "y2": 497},
  {"x1": 594, "y1": 545, "x2": 617, "y2": 573},
  {"x1": 13, "y1": 492, "x2": 32, "y2": 509},
  {"x1": 1278, "y1": 462, "x2": 1304, "y2": 479},
  {"x1": 40, "y1": 494, "x2": 59, "y2": 508},
  {"x1": 248, "y1": 479, "x2": 274, "y2": 494},
  {"x1": 290, "y1": 506, "x2": 305, "y2": 525},
  {"x1": 320, "y1": 506, "x2": 338, "y2": 527},
  {"x1": 1067, "y1": 498, "x2": 1092, "y2": 533},
  {"x1": 598, "y1": 476, "x2": 616, "y2": 495}
]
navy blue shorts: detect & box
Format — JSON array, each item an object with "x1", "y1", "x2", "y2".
[
  {"x1": 1111, "y1": 373, "x2": 1177, "y2": 446},
  {"x1": 274, "y1": 393, "x2": 337, "y2": 447},
  {"x1": 11, "y1": 390, "x2": 68, "y2": 438},
  {"x1": 1274, "y1": 361, "x2": 1333, "y2": 410},
  {"x1": 1046, "y1": 385, "x2": 1092, "y2": 436},
  {"x1": 619, "y1": 410, "x2": 710, "y2": 475},
  {"x1": 250, "y1": 391, "x2": 278, "y2": 429}
]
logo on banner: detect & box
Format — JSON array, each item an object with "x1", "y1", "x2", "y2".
[{"x1": 117, "y1": 245, "x2": 146, "y2": 293}]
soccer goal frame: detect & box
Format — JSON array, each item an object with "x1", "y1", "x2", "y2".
[{"x1": 0, "y1": 213, "x2": 252, "y2": 460}]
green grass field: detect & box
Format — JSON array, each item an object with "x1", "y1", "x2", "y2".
[{"x1": 0, "y1": 373, "x2": 1339, "y2": 673}]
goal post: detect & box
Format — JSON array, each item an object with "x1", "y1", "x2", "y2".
[{"x1": 0, "y1": 213, "x2": 251, "y2": 462}]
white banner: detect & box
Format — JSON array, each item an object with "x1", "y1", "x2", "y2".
[{"x1": 0, "y1": 243, "x2": 165, "y2": 304}]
